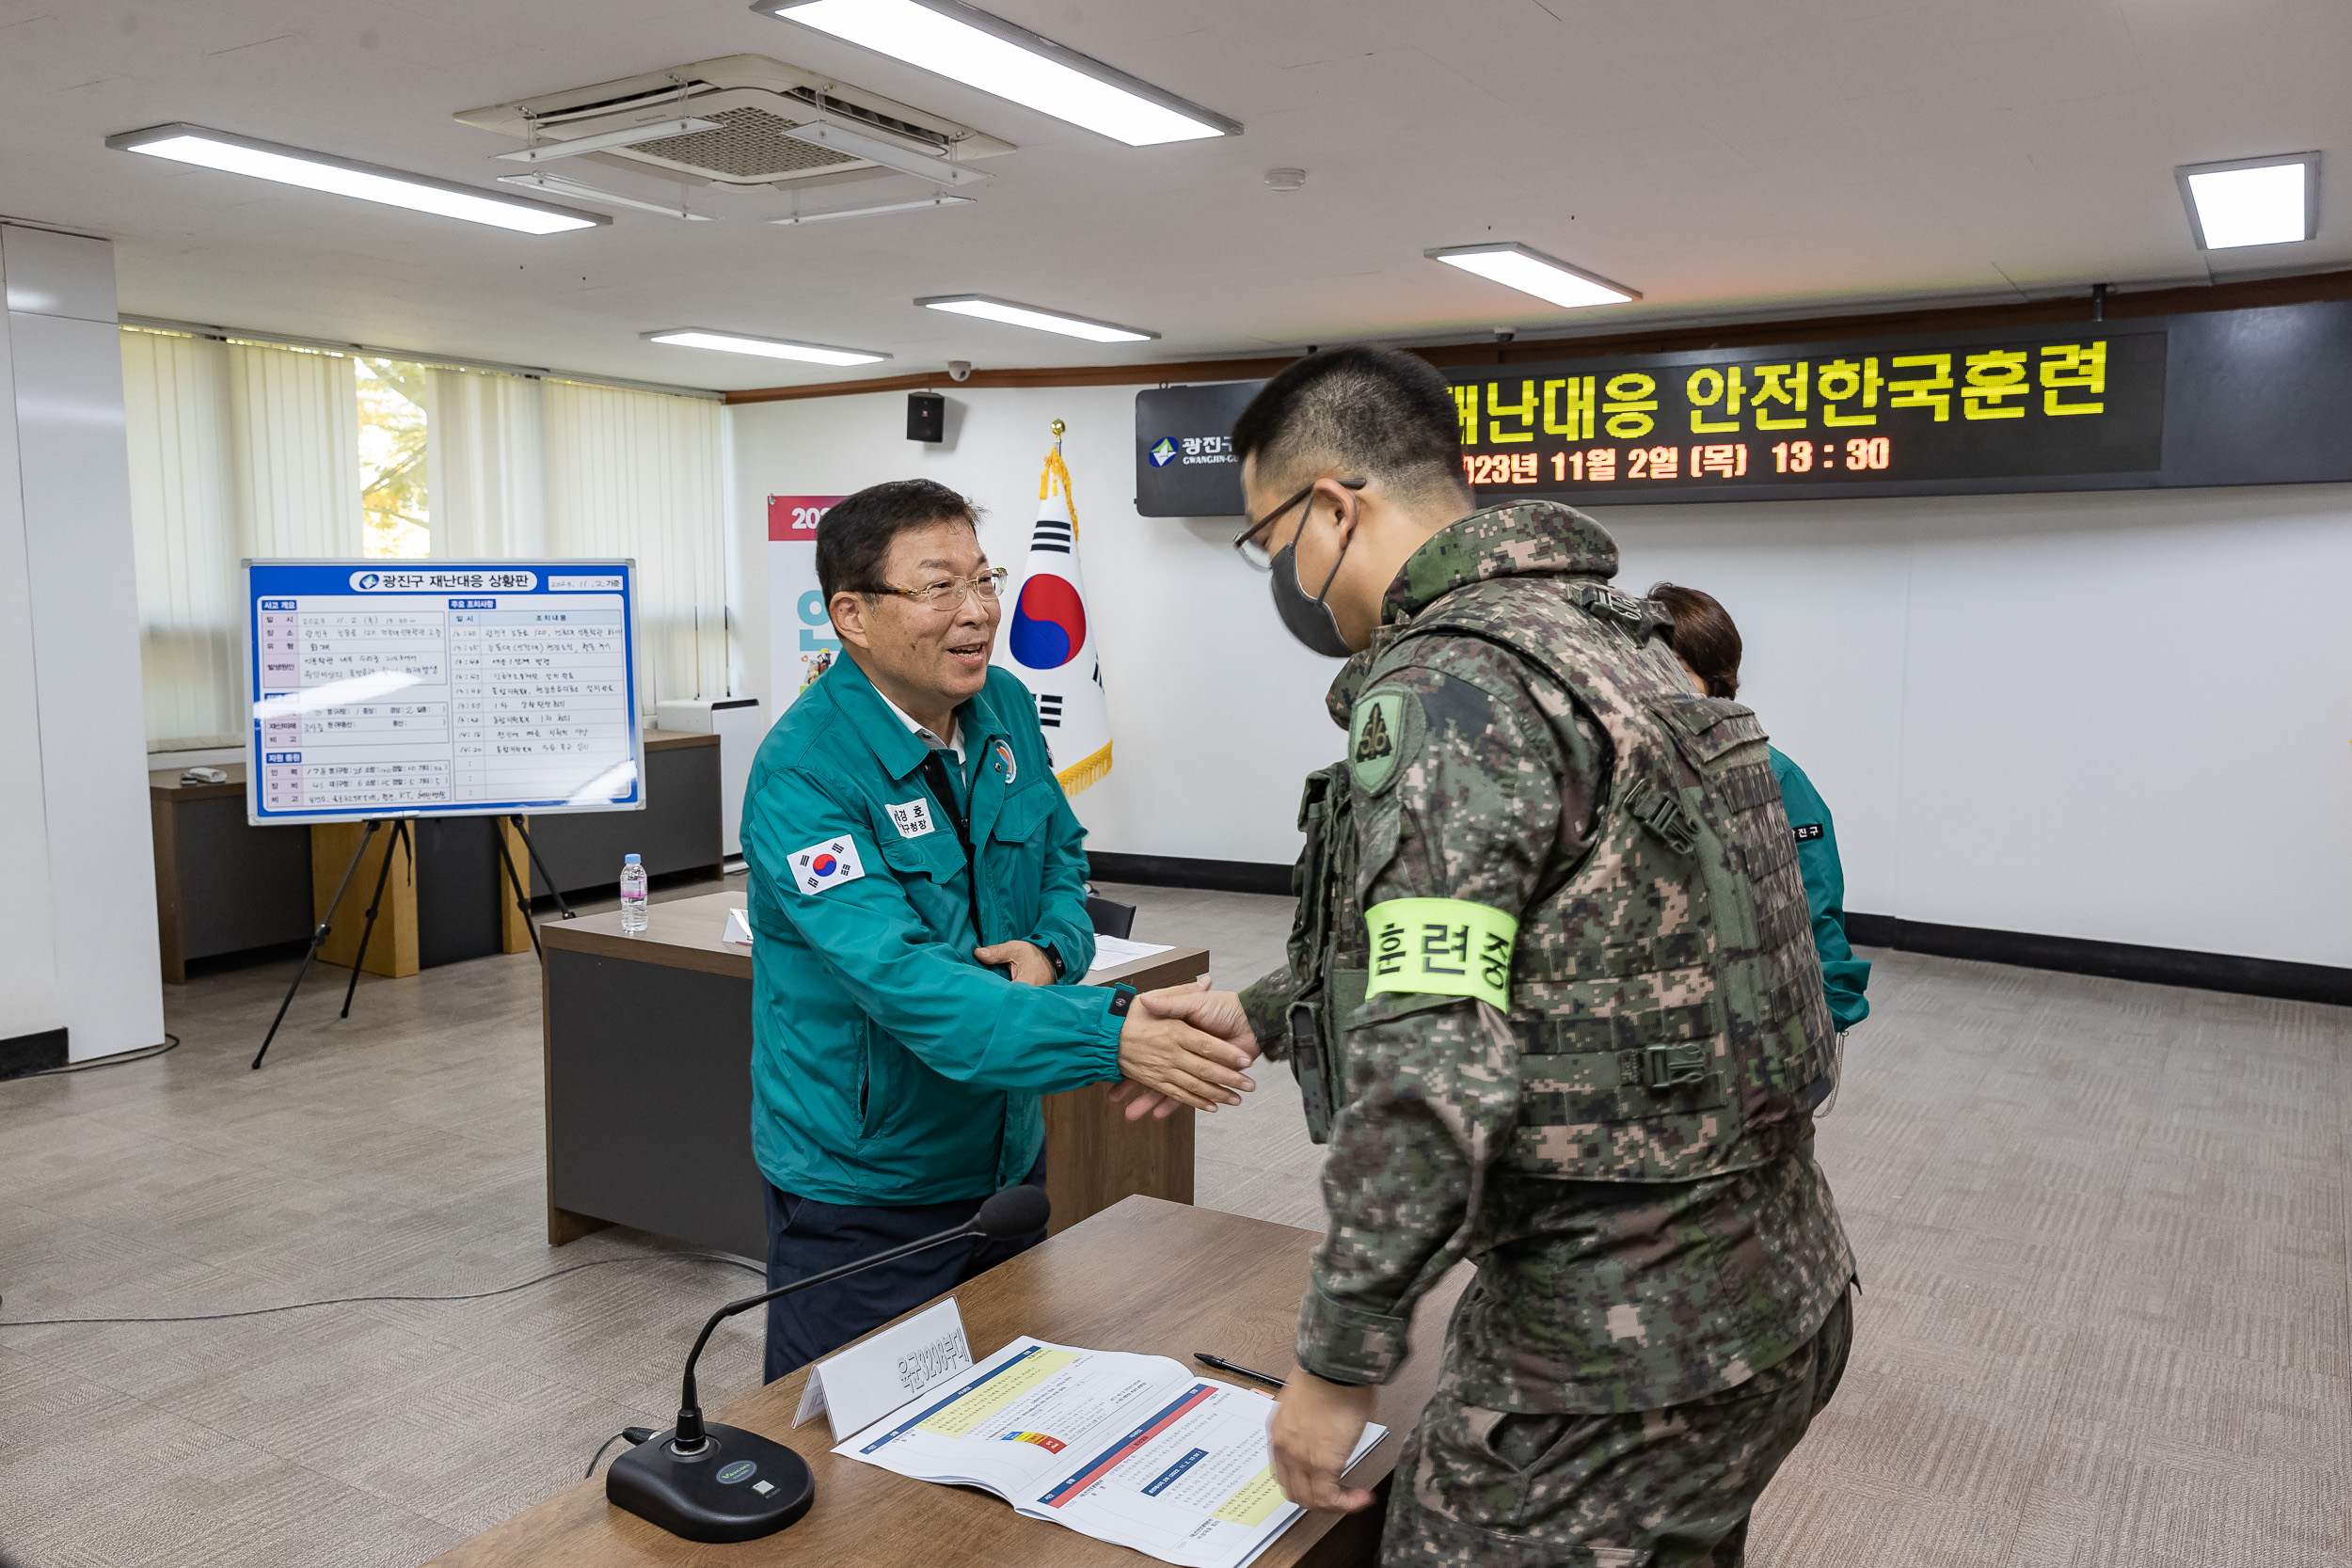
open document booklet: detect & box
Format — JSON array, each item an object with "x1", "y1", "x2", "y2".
[{"x1": 834, "y1": 1337, "x2": 1386, "y2": 1568}]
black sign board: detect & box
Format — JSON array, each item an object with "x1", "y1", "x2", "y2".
[
  {"x1": 1130, "y1": 300, "x2": 2352, "y2": 515},
  {"x1": 1135, "y1": 381, "x2": 1263, "y2": 516},
  {"x1": 1446, "y1": 300, "x2": 2352, "y2": 504}
]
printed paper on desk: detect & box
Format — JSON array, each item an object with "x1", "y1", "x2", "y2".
[
  {"x1": 723, "y1": 907, "x2": 754, "y2": 945},
  {"x1": 794, "y1": 1298, "x2": 973, "y2": 1442},
  {"x1": 1082, "y1": 935, "x2": 1177, "y2": 979},
  {"x1": 836, "y1": 1334, "x2": 1387, "y2": 1568}
]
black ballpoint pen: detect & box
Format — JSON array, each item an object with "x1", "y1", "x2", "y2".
[{"x1": 1193, "y1": 1352, "x2": 1287, "y2": 1389}]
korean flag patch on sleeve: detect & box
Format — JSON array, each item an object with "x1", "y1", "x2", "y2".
[{"x1": 790, "y1": 836, "x2": 867, "y2": 896}]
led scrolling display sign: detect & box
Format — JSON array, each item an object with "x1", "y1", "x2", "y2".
[
  {"x1": 1447, "y1": 326, "x2": 2169, "y2": 502},
  {"x1": 1134, "y1": 301, "x2": 2352, "y2": 515}
]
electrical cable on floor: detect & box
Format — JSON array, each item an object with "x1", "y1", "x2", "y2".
[
  {"x1": 22, "y1": 1033, "x2": 182, "y2": 1076},
  {"x1": 0, "y1": 1250, "x2": 766, "y2": 1327}
]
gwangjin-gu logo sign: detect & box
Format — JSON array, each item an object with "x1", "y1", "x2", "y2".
[
  {"x1": 1134, "y1": 380, "x2": 1264, "y2": 517},
  {"x1": 1168, "y1": 436, "x2": 1234, "y2": 466}
]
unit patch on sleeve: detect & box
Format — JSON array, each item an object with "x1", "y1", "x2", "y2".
[
  {"x1": 1348, "y1": 687, "x2": 1421, "y2": 797},
  {"x1": 1791, "y1": 823, "x2": 1824, "y2": 842},
  {"x1": 790, "y1": 836, "x2": 867, "y2": 895},
  {"x1": 885, "y1": 799, "x2": 936, "y2": 839}
]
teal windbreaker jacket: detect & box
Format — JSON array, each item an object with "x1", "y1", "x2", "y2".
[
  {"x1": 1769, "y1": 746, "x2": 1871, "y2": 1031},
  {"x1": 741, "y1": 657, "x2": 1123, "y2": 1205}
]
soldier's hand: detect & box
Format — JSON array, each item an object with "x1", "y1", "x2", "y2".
[
  {"x1": 1115, "y1": 1006, "x2": 1256, "y2": 1113},
  {"x1": 1142, "y1": 980, "x2": 1259, "y2": 1054},
  {"x1": 1269, "y1": 1370, "x2": 1378, "y2": 1513},
  {"x1": 1110, "y1": 979, "x2": 1261, "y2": 1120},
  {"x1": 974, "y1": 939, "x2": 1054, "y2": 986}
]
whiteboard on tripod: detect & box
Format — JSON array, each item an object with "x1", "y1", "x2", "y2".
[{"x1": 241, "y1": 560, "x2": 644, "y2": 826}]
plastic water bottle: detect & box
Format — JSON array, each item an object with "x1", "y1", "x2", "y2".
[{"x1": 619, "y1": 854, "x2": 648, "y2": 932}]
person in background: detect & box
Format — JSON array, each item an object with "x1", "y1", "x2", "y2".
[{"x1": 1649, "y1": 583, "x2": 1871, "y2": 1081}]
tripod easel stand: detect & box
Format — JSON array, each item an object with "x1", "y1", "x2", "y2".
[{"x1": 251, "y1": 812, "x2": 575, "y2": 1070}]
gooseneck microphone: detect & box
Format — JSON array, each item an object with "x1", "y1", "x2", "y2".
[{"x1": 606, "y1": 1182, "x2": 1051, "y2": 1544}]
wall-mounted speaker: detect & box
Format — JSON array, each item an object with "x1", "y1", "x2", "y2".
[{"x1": 907, "y1": 391, "x2": 946, "y2": 443}]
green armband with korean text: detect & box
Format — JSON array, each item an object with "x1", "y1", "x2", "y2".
[{"x1": 1365, "y1": 898, "x2": 1518, "y2": 1010}]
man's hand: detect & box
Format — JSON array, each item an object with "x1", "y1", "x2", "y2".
[
  {"x1": 974, "y1": 939, "x2": 1055, "y2": 987},
  {"x1": 1115, "y1": 991, "x2": 1257, "y2": 1113},
  {"x1": 1269, "y1": 1370, "x2": 1378, "y2": 1513},
  {"x1": 1109, "y1": 979, "x2": 1263, "y2": 1121}
]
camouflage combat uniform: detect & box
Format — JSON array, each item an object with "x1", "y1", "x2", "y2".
[{"x1": 1238, "y1": 500, "x2": 1855, "y2": 1566}]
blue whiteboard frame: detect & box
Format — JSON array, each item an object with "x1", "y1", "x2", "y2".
[{"x1": 241, "y1": 559, "x2": 645, "y2": 826}]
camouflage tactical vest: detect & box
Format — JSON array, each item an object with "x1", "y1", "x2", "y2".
[{"x1": 1280, "y1": 576, "x2": 1835, "y2": 1184}]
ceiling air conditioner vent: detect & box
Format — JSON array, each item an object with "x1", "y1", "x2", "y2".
[
  {"x1": 634, "y1": 107, "x2": 863, "y2": 179},
  {"x1": 455, "y1": 54, "x2": 1012, "y2": 189}
]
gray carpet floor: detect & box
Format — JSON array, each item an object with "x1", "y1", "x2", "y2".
[{"x1": 0, "y1": 875, "x2": 2343, "y2": 1565}]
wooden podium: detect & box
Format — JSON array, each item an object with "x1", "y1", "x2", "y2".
[{"x1": 538, "y1": 890, "x2": 1200, "y2": 1257}]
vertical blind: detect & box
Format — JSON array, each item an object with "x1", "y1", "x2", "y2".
[
  {"x1": 230, "y1": 342, "x2": 364, "y2": 560},
  {"x1": 123, "y1": 329, "x2": 733, "y2": 752},
  {"x1": 121, "y1": 333, "x2": 363, "y2": 749},
  {"x1": 428, "y1": 367, "x2": 546, "y2": 560},
  {"x1": 542, "y1": 380, "x2": 731, "y2": 711}
]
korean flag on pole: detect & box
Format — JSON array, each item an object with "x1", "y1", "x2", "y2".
[{"x1": 994, "y1": 442, "x2": 1112, "y2": 793}]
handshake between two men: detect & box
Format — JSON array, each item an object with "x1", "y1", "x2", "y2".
[
  {"x1": 1106, "y1": 976, "x2": 1262, "y2": 1119},
  {"x1": 977, "y1": 938, "x2": 1261, "y2": 1117}
]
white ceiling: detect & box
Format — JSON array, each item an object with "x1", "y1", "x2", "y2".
[{"x1": 3, "y1": 0, "x2": 2346, "y2": 391}]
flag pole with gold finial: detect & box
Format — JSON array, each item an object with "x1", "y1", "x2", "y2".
[{"x1": 1041, "y1": 420, "x2": 1076, "y2": 538}]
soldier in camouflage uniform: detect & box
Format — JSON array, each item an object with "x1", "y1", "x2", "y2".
[{"x1": 1127, "y1": 347, "x2": 1854, "y2": 1565}]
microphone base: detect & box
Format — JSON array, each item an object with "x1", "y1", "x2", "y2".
[{"x1": 606, "y1": 1423, "x2": 816, "y2": 1544}]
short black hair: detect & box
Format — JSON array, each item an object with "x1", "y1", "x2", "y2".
[
  {"x1": 816, "y1": 479, "x2": 979, "y2": 600},
  {"x1": 1231, "y1": 345, "x2": 1469, "y2": 503}
]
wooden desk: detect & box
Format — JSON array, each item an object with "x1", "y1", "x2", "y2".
[
  {"x1": 542, "y1": 890, "x2": 1204, "y2": 1257},
  {"x1": 149, "y1": 764, "x2": 312, "y2": 983},
  {"x1": 426, "y1": 1197, "x2": 1461, "y2": 1568}
]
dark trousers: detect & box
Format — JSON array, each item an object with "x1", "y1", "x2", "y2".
[{"x1": 762, "y1": 1151, "x2": 1049, "y2": 1383}]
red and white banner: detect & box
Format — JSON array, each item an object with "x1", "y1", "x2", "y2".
[{"x1": 768, "y1": 494, "x2": 846, "y2": 712}]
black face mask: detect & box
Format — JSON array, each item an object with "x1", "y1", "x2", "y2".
[{"x1": 1268, "y1": 533, "x2": 1356, "y2": 658}]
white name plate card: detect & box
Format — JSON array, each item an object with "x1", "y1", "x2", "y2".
[{"x1": 793, "y1": 1298, "x2": 974, "y2": 1442}]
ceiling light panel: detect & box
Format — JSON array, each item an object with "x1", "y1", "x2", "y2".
[
  {"x1": 644, "y1": 329, "x2": 890, "y2": 366},
  {"x1": 916, "y1": 295, "x2": 1157, "y2": 342},
  {"x1": 2176, "y1": 153, "x2": 2319, "y2": 249},
  {"x1": 106, "y1": 124, "x2": 607, "y2": 234},
  {"x1": 1422, "y1": 243, "x2": 1640, "y2": 309},
  {"x1": 495, "y1": 117, "x2": 724, "y2": 163},
  {"x1": 755, "y1": 0, "x2": 1239, "y2": 146}
]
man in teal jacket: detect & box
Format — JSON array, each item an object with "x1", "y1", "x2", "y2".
[{"x1": 742, "y1": 478, "x2": 1255, "y2": 1377}]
